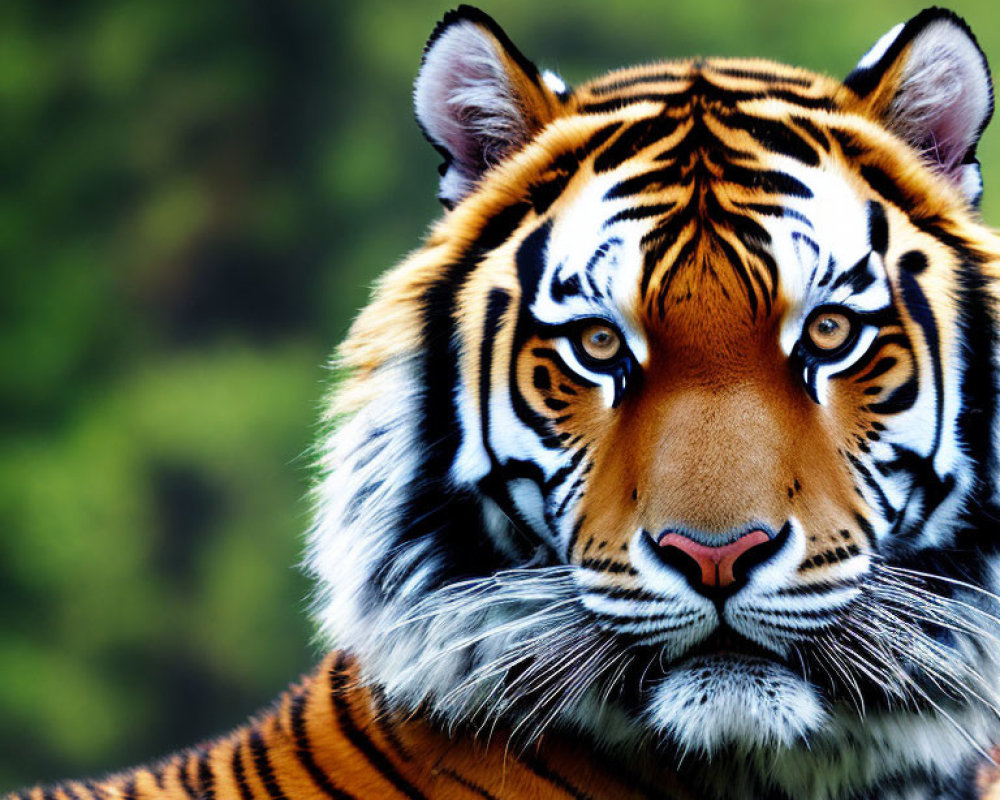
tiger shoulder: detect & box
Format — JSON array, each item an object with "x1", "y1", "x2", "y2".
[{"x1": 9, "y1": 6, "x2": 1000, "y2": 800}]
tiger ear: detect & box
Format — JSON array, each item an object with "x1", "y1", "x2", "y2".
[
  {"x1": 844, "y1": 9, "x2": 994, "y2": 205},
  {"x1": 414, "y1": 5, "x2": 567, "y2": 208}
]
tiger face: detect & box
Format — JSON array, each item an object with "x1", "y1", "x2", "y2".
[{"x1": 310, "y1": 7, "x2": 1000, "y2": 798}]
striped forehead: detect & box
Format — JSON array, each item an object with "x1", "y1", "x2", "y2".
[{"x1": 528, "y1": 119, "x2": 891, "y2": 346}]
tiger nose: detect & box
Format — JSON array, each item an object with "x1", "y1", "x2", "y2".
[{"x1": 651, "y1": 528, "x2": 775, "y2": 591}]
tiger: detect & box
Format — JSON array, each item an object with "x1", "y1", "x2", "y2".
[{"x1": 9, "y1": 4, "x2": 1000, "y2": 800}]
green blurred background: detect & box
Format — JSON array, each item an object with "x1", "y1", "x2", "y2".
[{"x1": 1, "y1": 0, "x2": 997, "y2": 789}]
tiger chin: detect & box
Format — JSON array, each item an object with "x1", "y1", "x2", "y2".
[{"x1": 14, "y1": 6, "x2": 1000, "y2": 800}]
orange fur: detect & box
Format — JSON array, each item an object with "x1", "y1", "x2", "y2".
[{"x1": 7, "y1": 652, "x2": 693, "y2": 800}]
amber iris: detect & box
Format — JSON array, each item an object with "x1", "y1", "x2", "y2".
[
  {"x1": 579, "y1": 322, "x2": 623, "y2": 362},
  {"x1": 806, "y1": 311, "x2": 853, "y2": 352}
]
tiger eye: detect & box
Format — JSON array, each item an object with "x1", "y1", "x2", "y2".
[
  {"x1": 807, "y1": 311, "x2": 853, "y2": 352},
  {"x1": 579, "y1": 323, "x2": 623, "y2": 362}
]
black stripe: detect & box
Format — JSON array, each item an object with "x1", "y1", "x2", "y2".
[
  {"x1": 81, "y1": 781, "x2": 103, "y2": 800},
  {"x1": 149, "y1": 765, "x2": 166, "y2": 792},
  {"x1": 520, "y1": 752, "x2": 596, "y2": 800},
  {"x1": 711, "y1": 229, "x2": 760, "y2": 318},
  {"x1": 718, "y1": 163, "x2": 813, "y2": 198},
  {"x1": 775, "y1": 578, "x2": 862, "y2": 597},
  {"x1": 583, "y1": 237, "x2": 621, "y2": 296},
  {"x1": 899, "y1": 264, "x2": 942, "y2": 454},
  {"x1": 580, "y1": 86, "x2": 834, "y2": 115},
  {"x1": 790, "y1": 116, "x2": 831, "y2": 151},
  {"x1": 580, "y1": 92, "x2": 687, "y2": 114},
  {"x1": 578, "y1": 558, "x2": 636, "y2": 574},
  {"x1": 867, "y1": 201, "x2": 889, "y2": 256},
  {"x1": 515, "y1": 221, "x2": 552, "y2": 316},
  {"x1": 329, "y1": 657, "x2": 428, "y2": 800},
  {"x1": 554, "y1": 475, "x2": 584, "y2": 518},
  {"x1": 721, "y1": 111, "x2": 820, "y2": 166},
  {"x1": 711, "y1": 66, "x2": 814, "y2": 87},
  {"x1": 846, "y1": 453, "x2": 897, "y2": 521},
  {"x1": 860, "y1": 356, "x2": 897, "y2": 382},
  {"x1": 480, "y1": 289, "x2": 511, "y2": 472},
  {"x1": 178, "y1": 756, "x2": 199, "y2": 799},
  {"x1": 197, "y1": 755, "x2": 216, "y2": 800},
  {"x1": 854, "y1": 513, "x2": 876, "y2": 548},
  {"x1": 369, "y1": 685, "x2": 413, "y2": 764},
  {"x1": 593, "y1": 117, "x2": 681, "y2": 172},
  {"x1": 231, "y1": 742, "x2": 255, "y2": 800},
  {"x1": 587, "y1": 69, "x2": 689, "y2": 96},
  {"x1": 866, "y1": 375, "x2": 918, "y2": 415},
  {"x1": 733, "y1": 201, "x2": 813, "y2": 227},
  {"x1": 860, "y1": 164, "x2": 914, "y2": 212},
  {"x1": 956, "y1": 259, "x2": 999, "y2": 545},
  {"x1": 604, "y1": 162, "x2": 687, "y2": 201},
  {"x1": 531, "y1": 349, "x2": 597, "y2": 388},
  {"x1": 830, "y1": 255, "x2": 876, "y2": 293},
  {"x1": 566, "y1": 513, "x2": 587, "y2": 557},
  {"x1": 528, "y1": 125, "x2": 622, "y2": 215},
  {"x1": 704, "y1": 190, "x2": 778, "y2": 297},
  {"x1": 289, "y1": 692, "x2": 357, "y2": 800},
  {"x1": 249, "y1": 731, "x2": 289, "y2": 800},
  {"x1": 543, "y1": 445, "x2": 589, "y2": 494},
  {"x1": 585, "y1": 610, "x2": 701, "y2": 629},
  {"x1": 436, "y1": 769, "x2": 501, "y2": 800},
  {"x1": 831, "y1": 332, "x2": 897, "y2": 382},
  {"x1": 584, "y1": 584, "x2": 661, "y2": 602},
  {"x1": 59, "y1": 783, "x2": 84, "y2": 800},
  {"x1": 653, "y1": 238, "x2": 697, "y2": 318},
  {"x1": 603, "y1": 203, "x2": 675, "y2": 226},
  {"x1": 640, "y1": 207, "x2": 693, "y2": 297}
]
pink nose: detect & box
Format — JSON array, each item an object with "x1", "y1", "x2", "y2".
[{"x1": 656, "y1": 529, "x2": 772, "y2": 588}]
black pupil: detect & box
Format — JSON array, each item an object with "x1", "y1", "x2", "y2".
[{"x1": 818, "y1": 318, "x2": 839, "y2": 335}]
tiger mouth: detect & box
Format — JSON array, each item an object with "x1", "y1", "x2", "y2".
[
  {"x1": 616, "y1": 626, "x2": 799, "y2": 701},
  {"x1": 683, "y1": 627, "x2": 787, "y2": 663}
]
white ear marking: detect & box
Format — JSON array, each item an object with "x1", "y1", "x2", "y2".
[
  {"x1": 855, "y1": 23, "x2": 905, "y2": 71},
  {"x1": 542, "y1": 69, "x2": 568, "y2": 96}
]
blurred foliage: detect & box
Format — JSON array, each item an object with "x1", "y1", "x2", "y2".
[{"x1": 0, "y1": 0, "x2": 997, "y2": 790}]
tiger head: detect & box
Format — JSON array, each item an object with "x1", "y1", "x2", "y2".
[{"x1": 310, "y1": 7, "x2": 1000, "y2": 797}]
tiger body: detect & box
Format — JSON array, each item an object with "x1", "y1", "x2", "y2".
[
  {"x1": 12, "y1": 652, "x2": 680, "y2": 800},
  {"x1": 10, "y1": 6, "x2": 1000, "y2": 800}
]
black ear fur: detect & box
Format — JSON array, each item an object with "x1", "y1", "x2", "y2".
[
  {"x1": 413, "y1": 5, "x2": 565, "y2": 208},
  {"x1": 845, "y1": 8, "x2": 994, "y2": 205}
]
